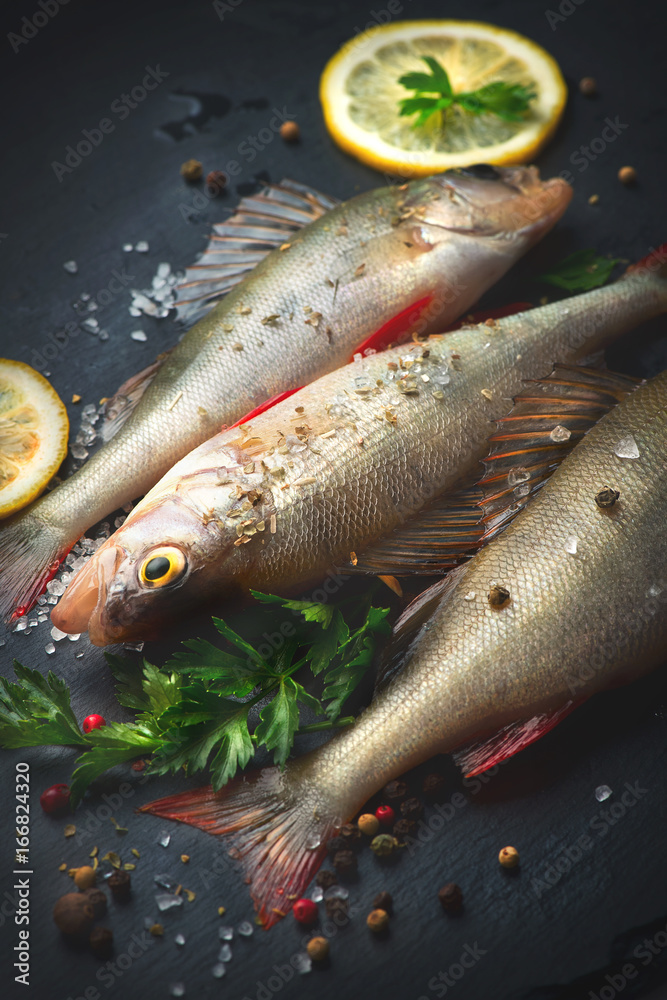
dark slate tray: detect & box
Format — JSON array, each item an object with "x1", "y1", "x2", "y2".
[{"x1": 1, "y1": 1, "x2": 666, "y2": 999}]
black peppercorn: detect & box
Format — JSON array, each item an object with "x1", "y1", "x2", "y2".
[
  {"x1": 325, "y1": 896, "x2": 349, "y2": 921},
  {"x1": 339, "y1": 823, "x2": 363, "y2": 849},
  {"x1": 89, "y1": 926, "x2": 114, "y2": 959},
  {"x1": 393, "y1": 818, "x2": 416, "y2": 844},
  {"x1": 315, "y1": 869, "x2": 338, "y2": 890},
  {"x1": 83, "y1": 887, "x2": 108, "y2": 918},
  {"x1": 488, "y1": 584, "x2": 510, "y2": 608},
  {"x1": 422, "y1": 772, "x2": 446, "y2": 798},
  {"x1": 107, "y1": 869, "x2": 131, "y2": 900},
  {"x1": 595, "y1": 486, "x2": 620, "y2": 509},
  {"x1": 372, "y1": 890, "x2": 393, "y2": 914},
  {"x1": 400, "y1": 797, "x2": 424, "y2": 821},
  {"x1": 333, "y1": 849, "x2": 357, "y2": 875},
  {"x1": 383, "y1": 780, "x2": 407, "y2": 801},
  {"x1": 438, "y1": 882, "x2": 463, "y2": 912},
  {"x1": 326, "y1": 836, "x2": 346, "y2": 856}
]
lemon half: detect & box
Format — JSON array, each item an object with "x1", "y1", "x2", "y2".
[
  {"x1": 0, "y1": 360, "x2": 69, "y2": 518},
  {"x1": 320, "y1": 19, "x2": 567, "y2": 176}
]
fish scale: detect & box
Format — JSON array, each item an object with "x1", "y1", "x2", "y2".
[{"x1": 53, "y1": 249, "x2": 667, "y2": 645}]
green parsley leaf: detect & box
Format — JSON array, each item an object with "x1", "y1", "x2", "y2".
[
  {"x1": 398, "y1": 55, "x2": 535, "y2": 128},
  {"x1": 254, "y1": 676, "x2": 300, "y2": 769},
  {"x1": 70, "y1": 722, "x2": 162, "y2": 806},
  {"x1": 0, "y1": 662, "x2": 87, "y2": 748},
  {"x1": 537, "y1": 249, "x2": 622, "y2": 292},
  {"x1": 165, "y1": 638, "x2": 261, "y2": 696}
]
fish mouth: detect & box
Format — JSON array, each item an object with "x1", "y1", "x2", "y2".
[{"x1": 51, "y1": 543, "x2": 139, "y2": 647}]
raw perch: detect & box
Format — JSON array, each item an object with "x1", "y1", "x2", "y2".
[
  {"x1": 54, "y1": 248, "x2": 667, "y2": 646},
  {"x1": 141, "y1": 368, "x2": 667, "y2": 927}
]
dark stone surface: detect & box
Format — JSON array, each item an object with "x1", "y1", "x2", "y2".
[{"x1": 1, "y1": 1, "x2": 666, "y2": 999}]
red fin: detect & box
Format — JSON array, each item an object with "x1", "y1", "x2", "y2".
[
  {"x1": 227, "y1": 388, "x2": 304, "y2": 429},
  {"x1": 139, "y1": 767, "x2": 333, "y2": 929},
  {"x1": 0, "y1": 511, "x2": 73, "y2": 624},
  {"x1": 444, "y1": 301, "x2": 532, "y2": 332},
  {"x1": 626, "y1": 243, "x2": 667, "y2": 275},
  {"x1": 351, "y1": 294, "x2": 435, "y2": 359},
  {"x1": 451, "y1": 702, "x2": 580, "y2": 777}
]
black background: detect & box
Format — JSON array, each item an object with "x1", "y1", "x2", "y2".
[{"x1": 1, "y1": 1, "x2": 667, "y2": 999}]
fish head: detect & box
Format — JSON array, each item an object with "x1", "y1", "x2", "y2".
[
  {"x1": 410, "y1": 164, "x2": 572, "y2": 249},
  {"x1": 51, "y1": 484, "x2": 248, "y2": 646}
]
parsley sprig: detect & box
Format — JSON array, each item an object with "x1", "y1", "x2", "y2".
[
  {"x1": 0, "y1": 591, "x2": 390, "y2": 806},
  {"x1": 398, "y1": 56, "x2": 536, "y2": 128},
  {"x1": 537, "y1": 249, "x2": 623, "y2": 293}
]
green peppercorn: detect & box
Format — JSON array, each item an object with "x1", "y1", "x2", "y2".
[{"x1": 370, "y1": 834, "x2": 398, "y2": 857}]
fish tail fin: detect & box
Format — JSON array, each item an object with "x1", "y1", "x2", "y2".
[
  {"x1": 140, "y1": 766, "x2": 333, "y2": 928},
  {"x1": 0, "y1": 510, "x2": 70, "y2": 623}
]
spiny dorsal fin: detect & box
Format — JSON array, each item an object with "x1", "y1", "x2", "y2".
[
  {"x1": 350, "y1": 364, "x2": 642, "y2": 576},
  {"x1": 100, "y1": 350, "x2": 173, "y2": 442},
  {"x1": 175, "y1": 179, "x2": 340, "y2": 324},
  {"x1": 451, "y1": 701, "x2": 578, "y2": 777},
  {"x1": 374, "y1": 564, "x2": 469, "y2": 693}
]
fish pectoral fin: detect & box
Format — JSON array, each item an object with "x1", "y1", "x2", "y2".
[
  {"x1": 348, "y1": 488, "x2": 485, "y2": 576},
  {"x1": 374, "y1": 564, "x2": 470, "y2": 693},
  {"x1": 100, "y1": 352, "x2": 172, "y2": 443},
  {"x1": 451, "y1": 702, "x2": 580, "y2": 777},
  {"x1": 477, "y1": 363, "x2": 642, "y2": 544},
  {"x1": 175, "y1": 179, "x2": 341, "y2": 325}
]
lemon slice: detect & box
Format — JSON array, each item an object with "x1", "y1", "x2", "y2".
[
  {"x1": 320, "y1": 19, "x2": 567, "y2": 176},
  {"x1": 0, "y1": 360, "x2": 69, "y2": 518}
]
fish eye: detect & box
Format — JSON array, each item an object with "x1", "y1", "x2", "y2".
[{"x1": 139, "y1": 547, "x2": 187, "y2": 589}]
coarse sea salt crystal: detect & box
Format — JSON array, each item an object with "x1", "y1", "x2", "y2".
[
  {"x1": 237, "y1": 921, "x2": 254, "y2": 937},
  {"x1": 217, "y1": 943, "x2": 232, "y2": 963},
  {"x1": 614, "y1": 434, "x2": 640, "y2": 459},
  {"x1": 169, "y1": 984, "x2": 185, "y2": 998},
  {"x1": 550, "y1": 424, "x2": 572, "y2": 443},
  {"x1": 211, "y1": 964, "x2": 226, "y2": 979},
  {"x1": 63, "y1": 260, "x2": 78, "y2": 274},
  {"x1": 293, "y1": 953, "x2": 312, "y2": 975},
  {"x1": 218, "y1": 926, "x2": 234, "y2": 941},
  {"x1": 135, "y1": 240, "x2": 149, "y2": 253},
  {"x1": 131, "y1": 330, "x2": 147, "y2": 342},
  {"x1": 51, "y1": 626, "x2": 68, "y2": 642},
  {"x1": 595, "y1": 785, "x2": 612, "y2": 802},
  {"x1": 157, "y1": 832, "x2": 171, "y2": 848},
  {"x1": 45, "y1": 643, "x2": 56, "y2": 655},
  {"x1": 155, "y1": 893, "x2": 183, "y2": 912},
  {"x1": 564, "y1": 535, "x2": 578, "y2": 556}
]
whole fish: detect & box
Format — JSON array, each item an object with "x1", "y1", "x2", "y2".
[
  {"x1": 53, "y1": 248, "x2": 667, "y2": 646},
  {"x1": 141, "y1": 368, "x2": 667, "y2": 927},
  {"x1": 0, "y1": 166, "x2": 570, "y2": 622}
]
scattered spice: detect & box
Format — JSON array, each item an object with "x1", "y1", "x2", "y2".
[
  {"x1": 588, "y1": 194, "x2": 600, "y2": 205},
  {"x1": 102, "y1": 851, "x2": 121, "y2": 868},
  {"x1": 108, "y1": 869, "x2": 131, "y2": 900},
  {"x1": 438, "y1": 882, "x2": 463, "y2": 912},
  {"x1": 400, "y1": 797, "x2": 423, "y2": 821},
  {"x1": 180, "y1": 159, "x2": 203, "y2": 182},
  {"x1": 206, "y1": 170, "x2": 227, "y2": 195},
  {"x1": 149, "y1": 923, "x2": 164, "y2": 936},
  {"x1": 375, "y1": 805, "x2": 395, "y2": 827},
  {"x1": 84, "y1": 888, "x2": 108, "y2": 918},
  {"x1": 73, "y1": 866, "x2": 97, "y2": 890},
  {"x1": 595, "y1": 486, "x2": 620, "y2": 509},
  {"x1": 333, "y1": 849, "x2": 357, "y2": 875},
  {"x1": 354, "y1": 263, "x2": 366, "y2": 277},
  {"x1": 499, "y1": 846, "x2": 520, "y2": 868},
  {"x1": 579, "y1": 76, "x2": 597, "y2": 97},
  {"x1": 367, "y1": 908, "x2": 390, "y2": 933},
  {"x1": 383, "y1": 780, "x2": 407, "y2": 801},
  {"x1": 217, "y1": 906, "x2": 227, "y2": 917},
  {"x1": 372, "y1": 891, "x2": 393, "y2": 914},
  {"x1": 315, "y1": 870, "x2": 338, "y2": 890},
  {"x1": 292, "y1": 898, "x2": 318, "y2": 925},
  {"x1": 350, "y1": 551, "x2": 358, "y2": 566},
  {"x1": 53, "y1": 893, "x2": 94, "y2": 936},
  {"x1": 488, "y1": 584, "x2": 511, "y2": 608},
  {"x1": 180, "y1": 854, "x2": 190, "y2": 864},
  {"x1": 110, "y1": 817, "x2": 128, "y2": 834},
  {"x1": 64, "y1": 824, "x2": 76, "y2": 838},
  {"x1": 370, "y1": 834, "x2": 398, "y2": 858},
  {"x1": 618, "y1": 166, "x2": 637, "y2": 186},
  {"x1": 130, "y1": 848, "x2": 140, "y2": 859},
  {"x1": 481, "y1": 388, "x2": 493, "y2": 401},
  {"x1": 131, "y1": 759, "x2": 146, "y2": 772},
  {"x1": 280, "y1": 121, "x2": 300, "y2": 142},
  {"x1": 71, "y1": 394, "x2": 81, "y2": 404},
  {"x1": 89, "y1": 926, "x2": 114, "y2": 959},
  {"x1": 58, "y1": 863, "x2": 67, "y2": 872},
  {"x1": 357, "y1": 813, "x2": 380, "y2": 837},
  {"x1": 306, "y1": 936, "x2": 330, "y2": 961}
]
